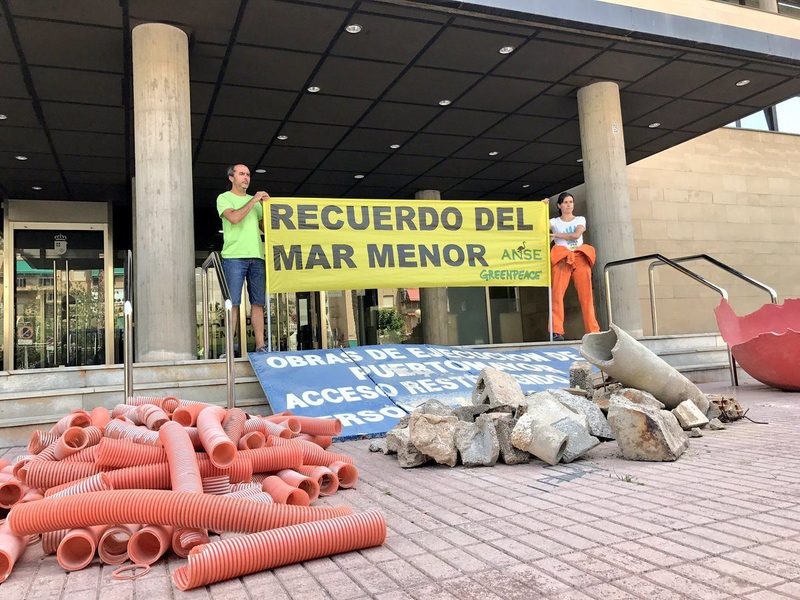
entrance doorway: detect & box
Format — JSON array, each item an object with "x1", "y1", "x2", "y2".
[
  {"x1": 3, "y1": 200, "x2": 115, "y2": 371},
  {"x1": 13, "y1": 229, "x2": 107, "y2": 369}
]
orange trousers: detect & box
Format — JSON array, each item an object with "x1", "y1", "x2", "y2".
[{"x1": 551, "y1": 245, "x2": 600, "y2": 336}]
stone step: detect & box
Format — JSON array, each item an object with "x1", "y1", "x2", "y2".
[
  {"x1": 656, "y1": 347, "x2": 731, "y2": 369},
  {"x1": 638, "y1": 333, "x2": 724, "y2": 354}
]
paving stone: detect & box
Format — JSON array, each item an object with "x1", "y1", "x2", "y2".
[
  {"x1": 550, "y1": 388, "x2": 614, "y2": 440},
  {"x1": 672, "y1": 399, "x2": 710, "y2": 429}
]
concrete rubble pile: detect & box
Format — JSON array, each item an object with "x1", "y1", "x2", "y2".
[{"x1": 376, "y1": 327, "x2": 745, "y2": 469}]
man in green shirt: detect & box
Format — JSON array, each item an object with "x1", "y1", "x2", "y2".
[{"x1": 217, "y1": 164, "x2": 269, "y2": 353}]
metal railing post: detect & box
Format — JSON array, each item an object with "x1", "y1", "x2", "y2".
[
  {"x1": 123, "y1": 300, "x2": 133, "y2": 401},
  {"x1": 201, "y1": 269, "x2": 210, "y2": 360},
  {"x1": 224, "y1": 299, "x2": 236, "y2": 409},
  {"x1": 202, "y1": 252, "x2": 236, "y2": 408}
]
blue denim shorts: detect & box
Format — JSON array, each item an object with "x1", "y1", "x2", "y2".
[{"x1": 222, "y1": 258, "x2": 266, "y2": 306}]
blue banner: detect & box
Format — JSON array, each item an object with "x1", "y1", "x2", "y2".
[{"x1": 249, "y1": 344, "x2": 583, "y2": 440}]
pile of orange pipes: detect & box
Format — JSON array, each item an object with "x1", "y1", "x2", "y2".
[{"x1": 0, "y1": 397, "x2": 385, "y2": 590}]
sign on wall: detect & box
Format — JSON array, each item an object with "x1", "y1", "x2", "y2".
[
  {"x1": 249, "y1": 343, "x2": 583, "y2": 439},
  {"x1": 264, "y1": 198, "x2": 550, "y2": 292}
]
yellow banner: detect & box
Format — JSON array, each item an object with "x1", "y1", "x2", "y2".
[{"x1": 264, "y1": 198, "x2": 551, "y2": 292}]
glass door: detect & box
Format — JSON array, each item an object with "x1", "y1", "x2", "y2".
[{"x1": 14, "y1": 229, "x2": 106, "y2": 369}]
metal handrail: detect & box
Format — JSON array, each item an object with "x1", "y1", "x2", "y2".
[
  {"x1": 648, "y1": 254, "x2": 777, "y2": 336},
  {"x1": 123, "y1": 250, "x2": 133, "y2": 401},
  {"x1": 604, "y1": 253, "x2": 738, "y2": 386},
  {"x1": 201, "y1": 252, "x2": 236, "y2": 409}
]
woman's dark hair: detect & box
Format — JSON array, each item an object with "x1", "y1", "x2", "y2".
[{"x1": 556, "y1": 192, "x2": 573, "y2": 217}]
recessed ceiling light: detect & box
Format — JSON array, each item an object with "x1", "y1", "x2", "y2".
[
  {"x1": 648, "y1": 122, "x2": 661, "y2": 128},
  {"x1": 15, "y1": 155, "x2": 27, "y2": 161},
  {"x1": 218, "y1": 229, "x2": 223, "y2": 234},
  {"x1": 498, "y1": 46, "x2": 515, "y2": 55},
  {"x1": 354, "y1": 174, "x2": 365, "y2": 179},
  {"x1": 576, "y1": 158, "x2": 583, "y2": 163},
  {"x1": 389, "y1": 144, "x2": 401, "y2": 149},
  {"x1": 0, "y1": 114, "x2": 7, "y2": 120},
  {"x1": 488, "y1": 151, "x2": 499, "y2": 156},
  {"x1": 31, "y1": 186, "x2": 42, "y2": 191},
  {"x1": 276, "y1": 135, "x2": 288, "y2": 140},
  {"x1": 345, "y1": 24, "x2": 363, "y2": 34},
  {"x1": 735, "y1": 79, "x2": 751, "y2": 87},
  {"x1": 438, "y1": 99, "x2": 452, "y2": 106},
  {"x1": 255, "y1": 168, "x2": 266, "y2": 174},
  {"x1": 307, "y1": 86, "x2": 321, "y2": 93},
  {"x1": 522, "y1": 184, "x2": 530, "y2": 189}
]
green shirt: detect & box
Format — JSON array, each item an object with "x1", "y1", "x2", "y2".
[{"x1": 216, "y1": 191, "x2": 264, "y2": 259}]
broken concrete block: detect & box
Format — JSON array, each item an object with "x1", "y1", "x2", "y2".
[
  {"x1": 705, "y1": 401, "x2": 722, "y2": 420},
  {"x1": 570, "y1": 361, "x2": 594, "y2": 395},
  {"x1": 550, "y1": 417, "x2": 600, "y2": 463},
  {"x1": 528, "y1": 423, "x2": 569, "y2": 465},
  {"x1": 386, "y1": 427, "x2": 429, "y2": 468},
  {"x1": 493, "y1": 415, "x2": 530, "y2": 465},
  {"x1": 369, "y1": 439, "x2": 390, "y2": 454},
  {"x1": 416, "y1": 399, "x2": 456, "y2": 418},
  {"x1": 454, "y1": 415, "x2": 500, "y2": 467},
  {"x1": 708, "y1": 418, "x2": 726, "y2": 430},
  {"x1": 672, "y1": 400, "x2": 710, "y2": 430},
  {"x1": 708, "y1": 394, "x2": 745, "y2": 421},
  {"x1": 607, "y1": 397, "x2": 688, "y2": 462},
  {"x1": 408, "y1": 412, "x2": 458, "y2": 467},
  {"x1": 472, "y1": 367, "x2": 525, "y2": 407},
  {"x1": 689, "y1": 427, "x2": 703, "y2": 438},
  {"x1": 526, "y1": 391, "x2": 589, "y2": 431},
  {"x1": 617, "y1": 388, "x2": 665, "y2": 410},
  {"x1": 549, "y1": 389, "x2": 614, "y2": 440},
  {"x1": 454, "y1": 404, "x2": 491, "y2": 422}
]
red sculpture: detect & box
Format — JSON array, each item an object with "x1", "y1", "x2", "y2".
[{"x1": 715, "y1": 298, "x2": 800, "y2": 391}]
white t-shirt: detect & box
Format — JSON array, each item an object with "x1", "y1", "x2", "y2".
[{"x1": 550, "y1": 216, "x2": 585, "y2": 250}]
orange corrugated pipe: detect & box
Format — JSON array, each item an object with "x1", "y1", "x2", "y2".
[
  {"x1": 7, "y1": 489, "x2": 352, "y2": 536},
  {"x1": 96, "y1": 437, "x2": 167, "y2": 469},
  {"x1": 48, "y1": 473, "x2": 113, "y2": 498},
  {"x1": 159, "y1": 422, "x2": 203, "y2": 494},
  {"x1": 196, "y1": 454, "x2": 252, "y2": 483},
  {"x1": 328, "y1": 461, "x2": 359, "y2": 489},
  {"x1": 25, "y1": 461, "x2": 101, "y2": 490},
  {"x1": 137, "y1": 404, "x2": 169, "y2": 431},
  {"x1": 238, "y1": 445, "x2": 303, "y2": 474},
  {"x1": 128, "y1": 524, "x2": 173, "y2": 565},
  {"x1": 270, "y1": 437, "x2": 354, "y2": 466},
  {"x1": 276, "y1": 469, "x2": 320, "y2": 503},
  {"x1": 261, "y1": 476, "x2": 310, "y2": 506},
  {"x1": 296, "y1": 465, "x2": 339, "y2": 496},
  {"x1": 104, "y1": 419, "x2": 161, "y2": 445},
  {"x1": 0, "y1": 521, "x2": 29, "y2": 583},
  {"x1": 161, "y1": 396, "x2": 180, "y2": 414},
  {"x1": 238, "y1": 431, "x2": 266, "y2": 450},
  {"x1": 244, "y1": 418, "x2": 292, "y2": 439},
  {"x1": 98, "y1": 524, "x2": 140, "y2": 565},
  {"x1": 201, "y1": 475, "x2": 231, "y2": 495},
  {"x1": 0, "y1": 479, "x2": 25, "y2": 509},
  {"x1": 171, "y1": 403, "x2": 209, "y2": 427},
  {"x1": 106, "y1": 454, "x2": 252, "y2": 490},
  {"x1": 112, "y1": 404, "x2": 143, "y2": 424},
  {"x1": 20, "y1": 489, "x2": 43, "y2": 503},
  {"x1": 172, "y1": 527, "x2": 210, "y2": 558},
  {"x1": 52, "y1": 426, "x2": 90, "y2": 460},
  {"x1": 226, "y1": 491, "x2": 274, "y2": 505},
  {"x1": 172, "y1": 510, "x2": 386, "y2": 591},
  {"x1": 28, "y1": 430, "x2": 59, "y2": 454},
  {"x1": 289, "y1": 416, "x2": 343, "y2": 437},
  {"x1": 197, "y1": 406, "x2": 237, "y2": 469},
  {"x1": 60, "y1": 444, "x2": 99, "y2": 463},
  {"x1": 90, "y1": 406, "x2": 111, "y2": 430},
  {"x1": 223, "y1": 408, "x2": 247, "y2": 446},
  {"x1": 42, "y1": 529, "x2": 69, "y2": 555},
  {"x1": 126, "y1": 395, "x2": 167, "y2": 407},
  {"x1": 265, "y1": 415, "x2": 302, "y2": 433},
  {"x1": 49, "y1": 410, "x2": 91, "y2": 435},
  {"x1": 56, "y1": 525, "x2": 105, "y2": 571},
  {"x1": 296, "y1": 434, "x2": 333, "y2": 449}
]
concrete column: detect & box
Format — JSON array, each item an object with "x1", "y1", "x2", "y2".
[
  {"x1": 577, "y1": 81, "x2": 643, "y2": 336},
  {"x1": 132, "y1": 23, "x2": 196, "y2": 361},
  {"x1": 757, "y1": 0, "x2": 778, "y2": 12},
  {"x1": 416, "y1": 189, "x2": 450, "y2": 344}
]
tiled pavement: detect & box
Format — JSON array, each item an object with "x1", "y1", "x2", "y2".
[{"x1": 3, "y1": 381, "x2": 800, "y2": 599}]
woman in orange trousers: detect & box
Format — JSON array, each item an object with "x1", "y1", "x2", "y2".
[{"x1": 548, "y1": 192, "x2": 600, "y2": 341}]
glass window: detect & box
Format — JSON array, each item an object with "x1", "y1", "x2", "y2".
[{"x1": 776, "y1": 97, "x2": 800, "y2": 134}]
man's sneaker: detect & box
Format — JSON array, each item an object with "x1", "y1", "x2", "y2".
[
  {"x1": 552, "y1": 334, "x2": 565, "y2": 342},
  {"x1": 255, "y1": 345, "x2": 270, "y2": 353}
]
